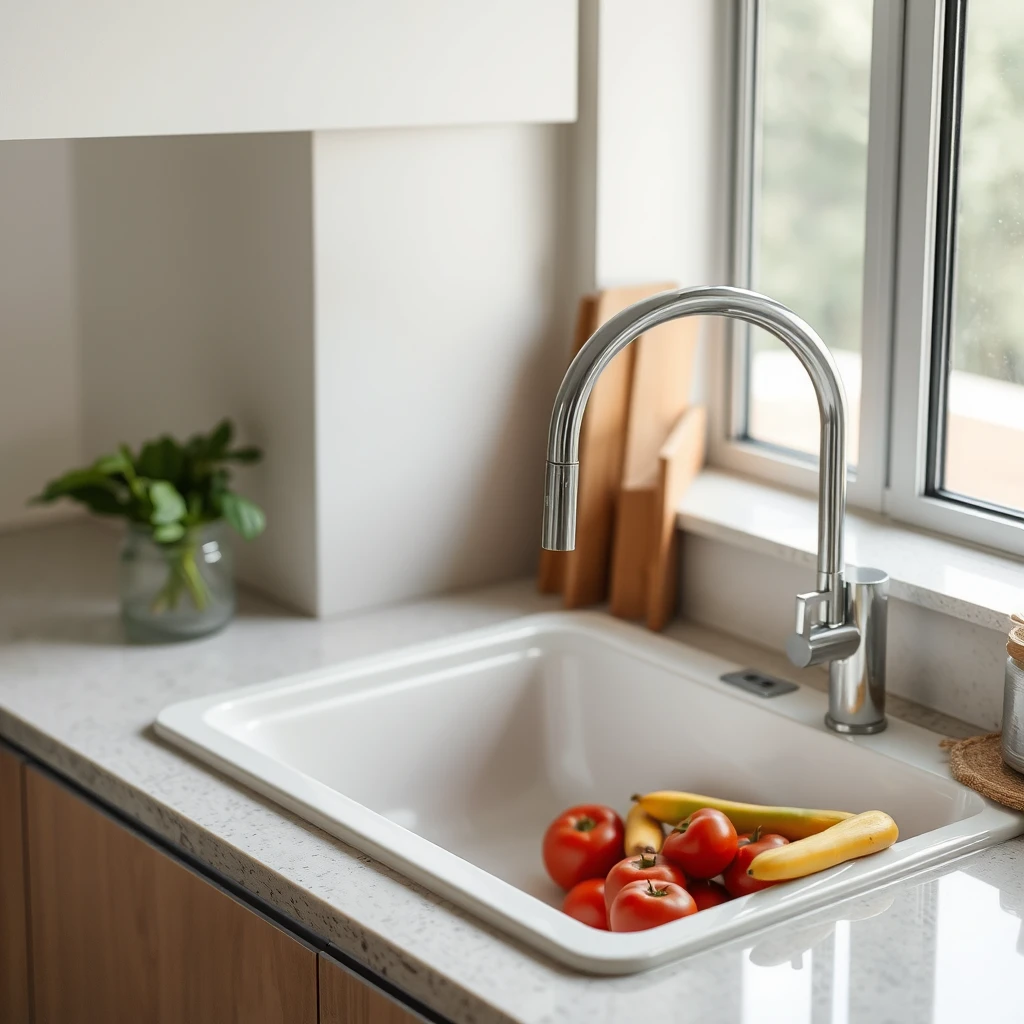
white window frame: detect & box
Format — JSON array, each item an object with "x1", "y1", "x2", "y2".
[{"x1": 712, "y1": 0, "x2": 1024, "y2": 559}]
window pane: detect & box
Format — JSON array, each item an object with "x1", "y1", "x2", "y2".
[
  {"x1": 745, "y1": 0, "x2": 873, "y2": 463},
  {"x1": 941, "y1": 0, "x2": 1024, "y2": 511}
]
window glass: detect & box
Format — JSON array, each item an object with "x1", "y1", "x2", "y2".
[
  {"x1": 941, "y1": 0, "x2": 1024, "y2": 511},
  {"x1": 745, "y1": 0, "x2": 873, "y2": 464}
]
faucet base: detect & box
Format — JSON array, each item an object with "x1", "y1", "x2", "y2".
[
  {"x1": 825, "y1": 566, "x2": 889, "y2": 735},
  {"x1": 825, "y1": 713, "x2": 888, "y2": 735}
]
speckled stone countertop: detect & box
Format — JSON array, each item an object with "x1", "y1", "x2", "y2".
[{"x1": 3, "y1": 520, "x2": 1024, "y2": 1024}]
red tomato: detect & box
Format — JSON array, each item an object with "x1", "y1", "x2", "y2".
[
  {"x1": 562, "y1": 878, "x2": 609, "y2": 930},
  {"x1": 609, "y1": 879, "x2": 698, "y2": 932},
  {"x1": 722, "y1": 828, "x2": 789, "y2": 898},
  {"x1": 604, "y1": 850, "x2": 687, "y2": 912},
  {"x1": 542, "y1": 804, "x2": 625, "y2": 891},
  {"x1": 687, "y1": 879, "x2": 732, "y2": 911},
  {"x1": 661, "y1": 808, "x2": 738, "y2": 879}
]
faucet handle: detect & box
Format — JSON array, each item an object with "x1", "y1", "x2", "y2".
[
  {"x1": 786, "y1": 589, "x2": 860, "y2": 669},
  {"x1": 793, "y1": 591, "x2": 829, "y2": 638}
]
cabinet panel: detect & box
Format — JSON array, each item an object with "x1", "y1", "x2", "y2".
[
  {"x1": 2, "y1": 1, "x2": 577, "y2": 141},
  {"x1": 319, "y1": 954, "x2": 425, "y2": 1024},
  {"x1": 25, "y1": 766, "x2": 317, "y2": 1024},
  {"x1": 0, "y1": 747, "x2": 30, "y2": 1024}
]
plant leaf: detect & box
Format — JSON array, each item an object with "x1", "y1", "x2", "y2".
[
  {"x1": 152, "y1": 522, "x2": 186, "y2": 543},
  {"x1": 137, "y1": 436, "x2": 184, "y2": 482},
  {"x1": 32, "y1": 468, "x2": 117, "y2": 503},
  {"x1": 73, "y1": 485, "x2": 131, "y2": 516},
  {"x1": 221, "y1": 445, "x2": 263, "y2": 464},
  {"x1": 93, "y1": 451, "x2": 132, "y2": 476},
  {"x1": 220, "y1": 491, "x2": 266, "y2": 540},
  {"x1": 206, "y1": 419, "x2": 234, "y2": 459},
  {"x1": 148, "y1": 481, "x2": 187, "y2": 526}
]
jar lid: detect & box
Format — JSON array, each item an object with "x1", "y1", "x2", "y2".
[{"x1": 1008, "y1": 624, "x2": 1024, "y2": 664}]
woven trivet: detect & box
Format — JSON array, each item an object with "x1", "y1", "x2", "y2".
[{"x1": 942, "y1": 732, "x2": 1024, "y2": 811}]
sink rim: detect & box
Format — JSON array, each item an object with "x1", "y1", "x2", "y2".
[{"x1": 155, "y1": 611, "x2": 1024, "y2": 974}]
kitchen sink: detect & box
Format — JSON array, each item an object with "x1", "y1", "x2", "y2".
[{"x1": 155, "y1": 612, "x2": 1024, "y2": 974}]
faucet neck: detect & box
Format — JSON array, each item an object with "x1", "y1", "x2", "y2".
[{"x1": 544, "y1": 286, "x2": 849, "y2": 625}]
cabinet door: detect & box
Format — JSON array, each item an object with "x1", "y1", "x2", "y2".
[
  {"x1": 25, "y1": 766, "x2": 317, "y2": 1024},
  {"x1": 1, "y1": 1, "x2": 576, "y2": 140},
  {"x1": 319, "y1": 954, "x2": 426, "y2": 1024},
  {"x1": 0, "y1": 747, "x2": 30, "y2": 1024}
]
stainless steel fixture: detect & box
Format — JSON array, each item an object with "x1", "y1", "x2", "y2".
[{"x1": 540, "y1": 285, "x2": 888, "y2": 734}]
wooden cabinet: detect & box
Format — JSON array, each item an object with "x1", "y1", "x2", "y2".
[
  {"x1": 0, "y1": 748, "x2": 30, "y2": 1024},
  {"x1": 24, "y1": 766, "x2": 318, "y2": 1024},
  {"x1": 2, "y1": 755, "x2": 435, "y2": 1024},
  {"x1": 318, "y1": 955, "x2": 423, "y2": 1024}
]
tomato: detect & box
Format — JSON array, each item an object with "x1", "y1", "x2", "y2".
[
  {"x1": 609, "y1": 879, "x2": 697, "y2": 932},
  {"x1": 722, "y1": 828, "x2": 790, "y2": 898},
  {"x1": 661, "y1": 808, "x2": 738, "y2": 879},
  {"x1": 604, "y1": 849, "x2": 687, "y2": 912},
  {"x1": 542, "y1": 804, "x2": 625, "y2": 891},
  {"x1": 562, "y1": 878, "x2": 609, "y2": 930},
  {"x1": 687, "y1": 879, "x2": 732, "y2": 911}
]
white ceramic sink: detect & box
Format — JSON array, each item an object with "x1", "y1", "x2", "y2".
[{"x1": 155, "y1": 612, "x2": 1024, "y2": 974}]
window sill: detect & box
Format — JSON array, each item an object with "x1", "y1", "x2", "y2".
[{"x1": 677, "y1": 470, "x2": 1024, "y2": 632}]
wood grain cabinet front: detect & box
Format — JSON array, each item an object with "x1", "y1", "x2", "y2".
[
  {"x1": 23, "y1": 766, "x2": 318, "y2": 1024},
  {"x1": 0, "y1": 747, "x2": 30, "y2": 1024},
  {"x1": 318, "y1": 954, "x2": 425, "y2": 1024}
]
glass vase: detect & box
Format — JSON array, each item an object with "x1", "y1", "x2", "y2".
[{"x1": 119, "y1": 522, "x2": 235, "y2": 643}]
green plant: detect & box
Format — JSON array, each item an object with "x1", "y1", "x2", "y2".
[{"x1": 32, "y1": 419, "x2": 265, "y2": 613}]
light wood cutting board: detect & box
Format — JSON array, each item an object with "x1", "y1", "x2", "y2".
[{"x1": 538, "y1": 282, "x2": 675, "y2": 607}]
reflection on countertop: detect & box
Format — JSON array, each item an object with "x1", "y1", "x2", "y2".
[{"x1": 1, "y1": 519, "x2": 1023, "y2": 1024}]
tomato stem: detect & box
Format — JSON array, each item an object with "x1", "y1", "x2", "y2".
[
  {"x1": 573, "y1": 816, "x2": 597, "y2": 833},
  {"x1": 636, "y1": 848, "x2": 658, "y2": 869},
  {"x1": 738, "y1": 824, "x2": 764, "y2": 847},
  {"x1": 645, "y1": 880, "x2": 669, "y2": 898}
]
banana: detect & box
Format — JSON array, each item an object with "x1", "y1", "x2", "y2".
[
  {"x1": 747, "y1": 810, "x2": 898, "y2": 881},
  {"x1": 624, "y1": 802, "x2": 665, "y2": 856},
  {"x1": 633, "y1": 791, "x2": 853, "y2": 841}
]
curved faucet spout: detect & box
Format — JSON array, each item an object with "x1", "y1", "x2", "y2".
[{"x1": 540, "y1": 285, "x2": 848, "y2": 627}]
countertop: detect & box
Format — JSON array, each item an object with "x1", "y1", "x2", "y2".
[{"x1": 2, "y1": 520, "x2": 1024, "y2": 1023}]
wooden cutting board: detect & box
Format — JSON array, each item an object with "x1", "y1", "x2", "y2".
[
  {"x1": 538, "y1": 282, "x2": 675, "y2": 607},
  {"x1": 609, "y1": 406, "x2": 707, "y2": 630}
]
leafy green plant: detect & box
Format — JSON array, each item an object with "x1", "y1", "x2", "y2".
[{"x1": 32, "y1": 419, "x2": 265, "y2": 613}]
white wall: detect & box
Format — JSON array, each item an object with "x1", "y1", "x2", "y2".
[
  {"x1": 312, "y1": 124, "x2": 574, "y2": 616},
  {"x1": 0, "y1": 140, "x2": 81, "y2": 530},
  {"x1": 573, "y1": 0, "x2": 728, "y2": 409},
  {"x1": 592, "y1": 0, "x2": 720, "y2": 289},
  {"x1": 73, "y1": 134, "x2": 318, "y2": 613}
]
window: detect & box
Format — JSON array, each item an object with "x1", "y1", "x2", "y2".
[
  {"x1": 931, "y1": 0, "x2": 1024, "y2": 514},
  {"x1": 720, "y1": 0, "x2": 1024, "y2": 556},
  {"x1": 743, "y1": 0, "x2": 873, "y2": 465}
]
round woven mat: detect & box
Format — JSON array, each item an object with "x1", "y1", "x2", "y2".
[{"x1": 945, "y1": 732, "x2": 1024, "y2": 811}]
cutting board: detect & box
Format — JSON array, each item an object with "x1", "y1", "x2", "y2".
[
  {"x1": 609, "y1": 405, "x2": 707, "y2": 630},
  {"x1": 538, "y1": 282, "x2": 675, "y2": 607}
]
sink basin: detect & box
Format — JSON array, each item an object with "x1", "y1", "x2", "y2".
[{"x1": 155, "y1": 612, "x2": 1024, "y2": 973}]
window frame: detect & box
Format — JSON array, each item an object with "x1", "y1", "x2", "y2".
[
  {"x1": 715, "y1": 0, "x2": 1024, "y2": 559},
  {"x1": 710, "y1": 0, "x2": 901, "y2": 514}
]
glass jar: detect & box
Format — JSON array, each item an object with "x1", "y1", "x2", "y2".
[{"x1": 119, "y1": 522, "x2": 235, "y2": 643}]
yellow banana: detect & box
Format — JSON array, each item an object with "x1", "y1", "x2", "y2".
[
  {"x1": 624, "y1": 802, "x2": 665, "y2": 856},
  {"x1": 633, "y1": 790, "x2": 853, "y2": 841},
  {"x1": 747, "y1": 810, "x2": 898, "y2": 881}
]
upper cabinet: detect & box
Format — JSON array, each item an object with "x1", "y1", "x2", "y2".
[{"x1": 1, "y1": 0, "x2": 578, "y2": 141}]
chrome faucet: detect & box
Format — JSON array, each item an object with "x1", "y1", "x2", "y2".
[{"x1": 540, "y1": 285, "x2": 888, "y2": 734}]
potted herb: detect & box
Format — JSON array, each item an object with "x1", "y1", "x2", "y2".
[{"x1": 33, "y1": 420, "x2": 265, "y2": 642}]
